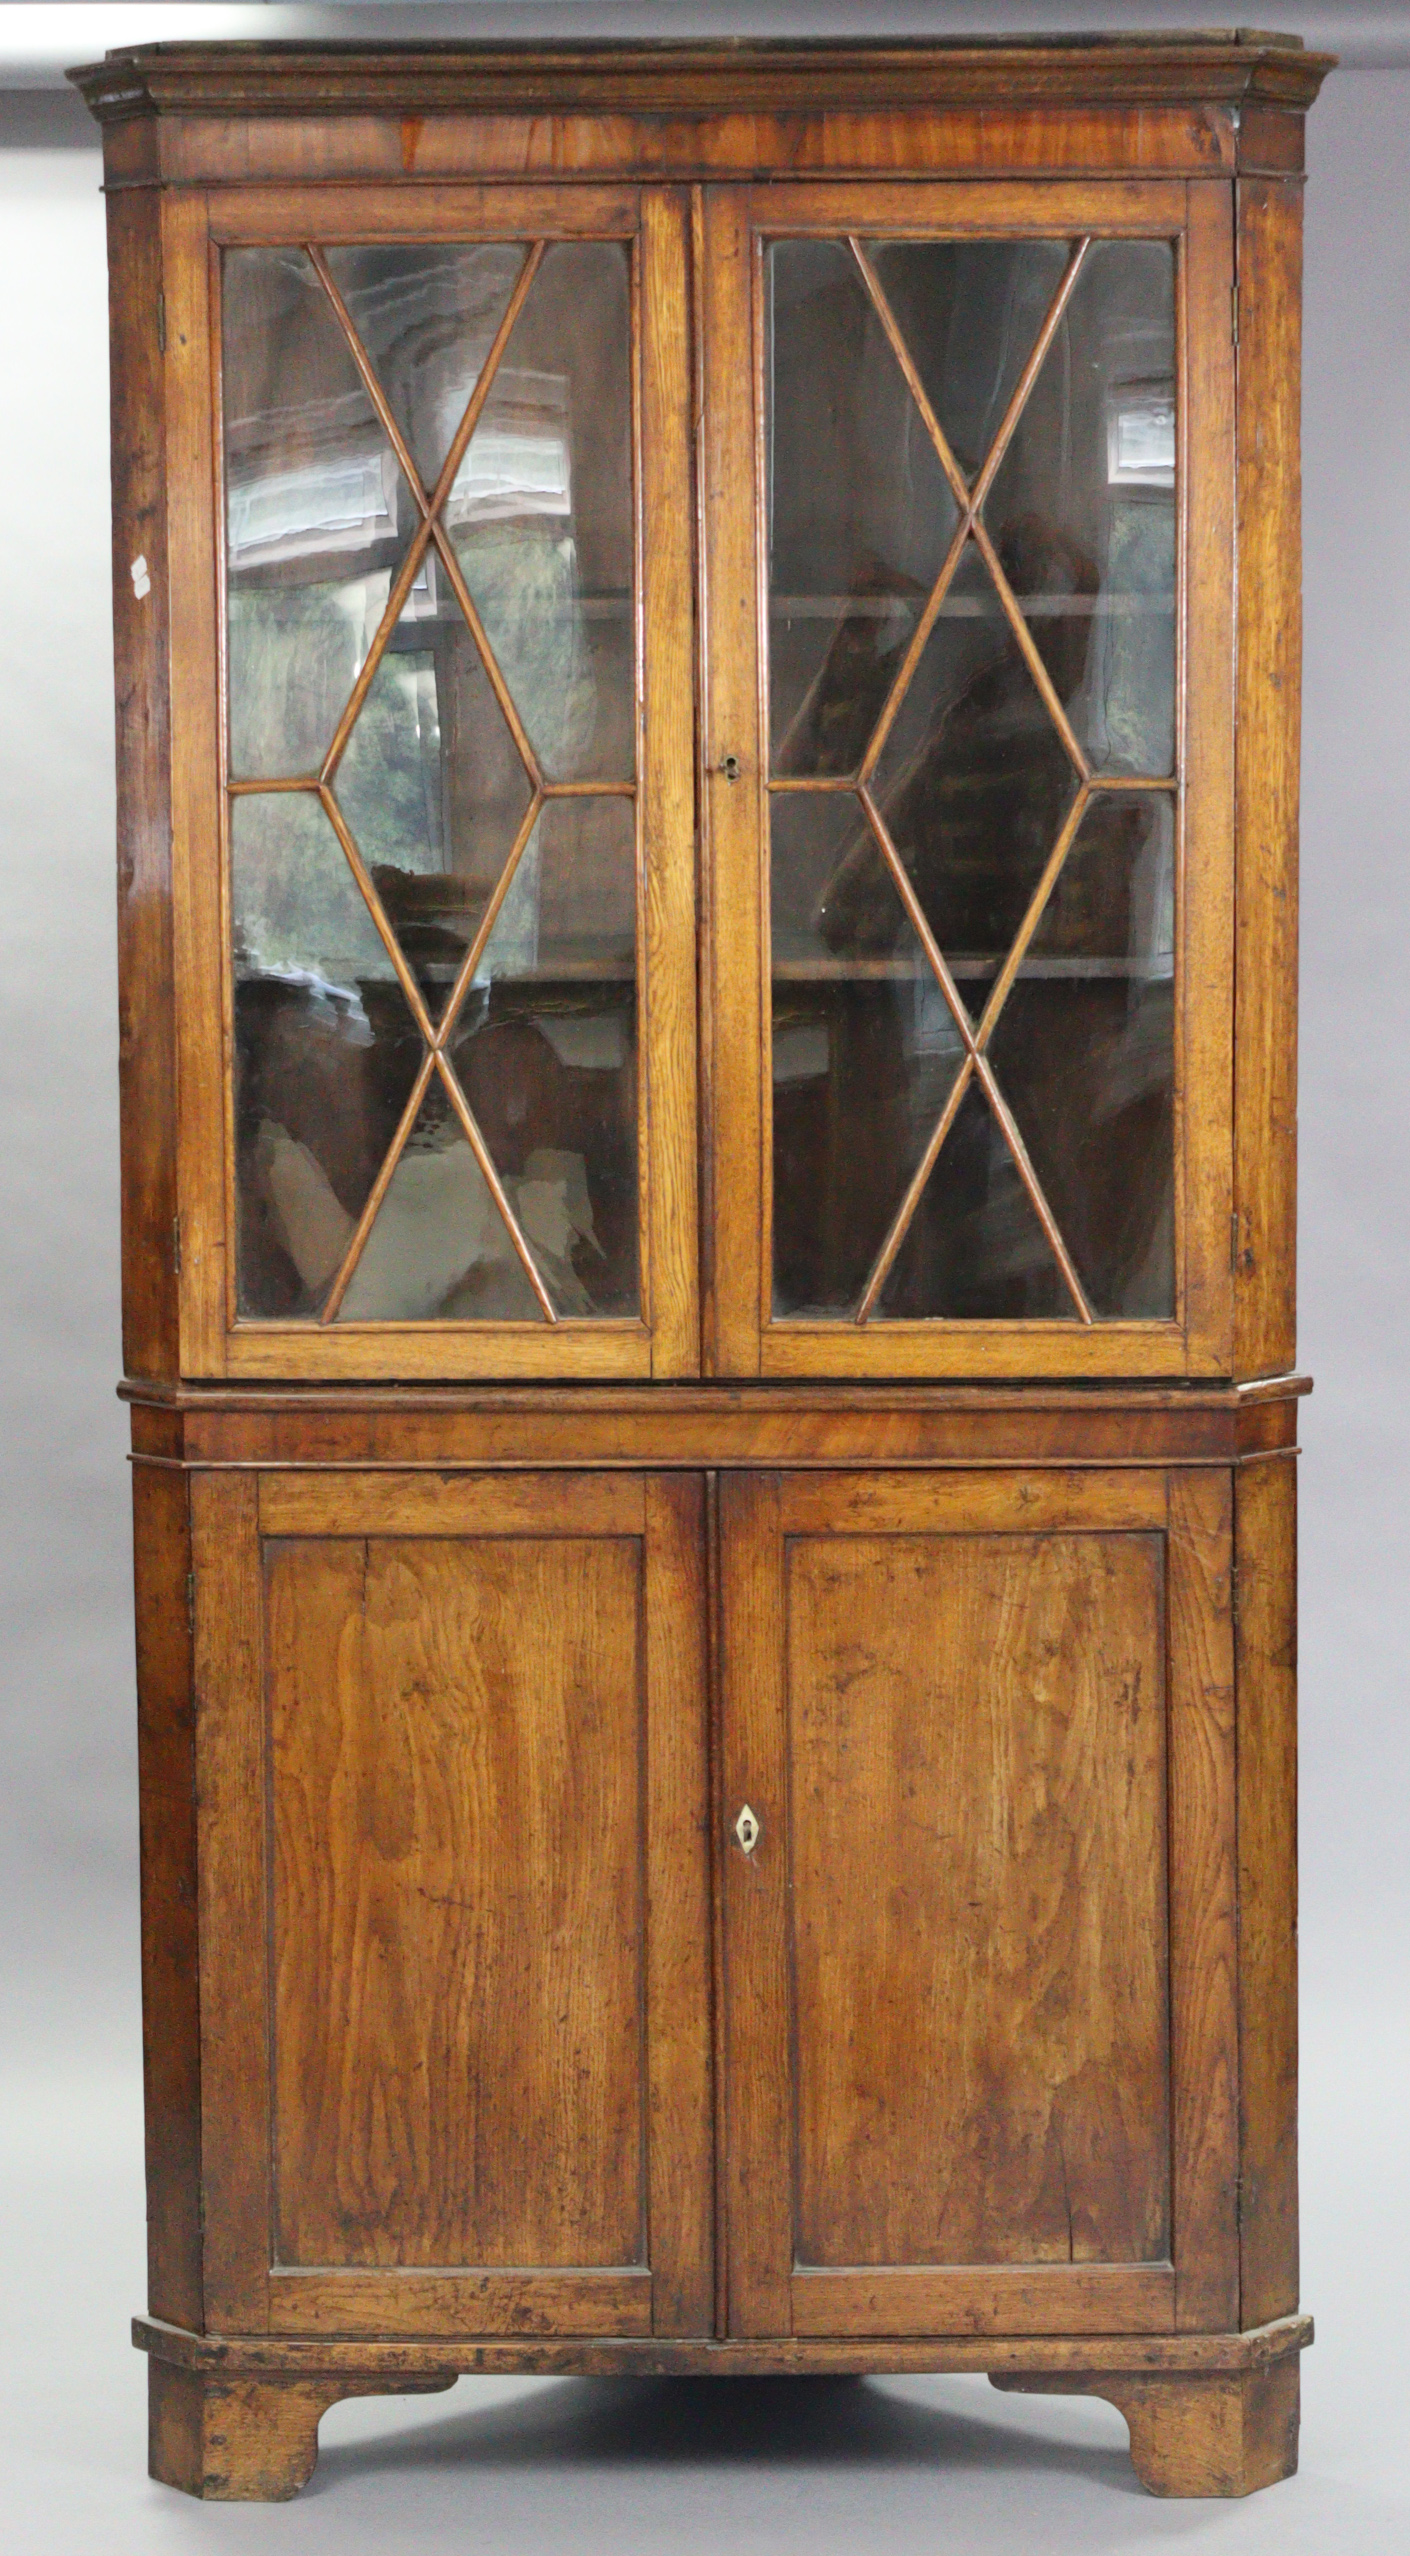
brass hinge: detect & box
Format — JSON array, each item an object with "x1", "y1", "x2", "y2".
[
  {"x1": 1231, "y1": 281, "x2": 1240, "y2": 348},
  {"x1": 1231, "y1": 1210, "x2": 1240, "y2": 1273},
  {"x1": 172, "y1": 1211, "x2": 182, "y2": 1275},
  {"x1": 186, "y1": 1571, "x2": 196, "y2": 1638},
  {"x1": 157, "y1": 290, "x2": 166, "y2": 355}
]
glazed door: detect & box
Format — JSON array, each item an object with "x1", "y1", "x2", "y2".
[
  {"x1": 702, "y1": 180, "x2": 1235, "y2": 1378},
  {"x1": 718, "y1": 1469, "x2": 1240, "y2": 2337},
  {"x1": 189, "y1": 1468, "x2": 712, "y2": 2337},
  {"x1": 169, "y1": 185, "x2": 696, "y2": 1379}
]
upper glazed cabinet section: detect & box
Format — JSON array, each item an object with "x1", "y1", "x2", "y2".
[
  {"x1": 705, "y1": 182, "x2": 1236, "y2": 1380},
  {"x1": 78, "y1": 41, "x2": 1329, "y2": 1383}
]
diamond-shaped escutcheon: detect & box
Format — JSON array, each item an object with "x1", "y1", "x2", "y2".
[
  {"x1": 223, "y1": 247, "x2": 414, "y2": 782},
  {"x1": 321, "y1": 241, "x2": 530, "y2": 496},
  {"x1": 443, "y1": 241, "x2": 637, "y2": 785},
  {"x1": 229, "y1": 791, "x2": 424, "y2": 1318},
  {"x1": 869, "y1": 540, "x2": 1082, "y2": 1009},
  {"x1": 983, "y1": 239, "x2": 1177, "y2": 780},
  {"x1": 770, "y1": 792, "x2": 966, "y2": 1318},
  {"x1": 331, "y1": 546, "x2": 536, "y2": 1026}
]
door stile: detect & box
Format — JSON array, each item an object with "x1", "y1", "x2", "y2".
[
  {"x1": 700, "y1": 188, "x2": 766, "y2": 1376},
  {"x1": 640, "y1": 190, "x2": 702, "y2": 1379},
  {"x1": 718, "y1": 1473, "x2": 794, "y2": 2332},
  {"x1": 1166, "y1": 1466, "x2": 1241, "y2": 2329}
]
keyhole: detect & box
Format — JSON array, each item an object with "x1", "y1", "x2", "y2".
[
  {"x1": 734, "y1": 1803, "x2": 760, "y2": 1856},
  {"x1": 719, "y1": 753, "x2": 741, "y2": 782}
]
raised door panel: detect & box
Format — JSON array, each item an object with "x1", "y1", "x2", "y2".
[
  {"x1": 719, "y1": 1470, "x2": 1238, "y2": 2338},
  {"x1": 165, "y1": 183, "x2": 697, "y2": 1380},
  {"x1": 191, "y1": 1469, "x2": 711, "y2": 2337},
  {"x1": 704, "y1": 178, "x2": 1234, "y2": 1379}
]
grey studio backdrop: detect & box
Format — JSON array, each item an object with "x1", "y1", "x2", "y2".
[{"x1": 0, "y1": 6, "x2": 1405, "y2": 2551}]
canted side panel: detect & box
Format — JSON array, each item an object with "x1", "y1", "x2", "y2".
[
  {"x1": 265, "y1": 1532, "x2": 647, "y2": 2271},
  {"x1": 1235, "y1": 1458, "x2": 1299, "y2": 2325},
  {"x1": 1233, "y1": 178, "x2": 1303, "y2": 1379},
  {"x1": 108, "y1": 187, "x2": 179, "y2": 1383},
  {"x1": 787, "y1": 1529, "x2": 1171, "y2": 2271},
  {"x1": 133, "y1": 1456, "x2": 202, "y2": 2327}
]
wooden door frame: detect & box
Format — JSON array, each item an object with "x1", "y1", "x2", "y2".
[
  {"x1": 163, "y1": 181, "x2": 699, "y2": 1382},
  {"x1": 189, "y1": 1464, "x2": 712, "y2": 2337},
  {"x1": 717, "y1": 1466, "x2": 1239, "y2": 2338},
  {"x1": 701, "y1": 176, "x2": 1236, "y2": 1381}
]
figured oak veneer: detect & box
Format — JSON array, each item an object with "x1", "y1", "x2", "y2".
[{"x1": 82, "y1": 27, "x2": 1324, "y2": 2508}]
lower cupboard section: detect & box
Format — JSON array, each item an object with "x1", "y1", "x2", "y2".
[{"x1": 174, "y1": 1459, "x2": 1244, "y2": 2344}]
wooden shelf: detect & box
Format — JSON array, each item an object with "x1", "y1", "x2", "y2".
[{"x1": 773, "y1": 954, "x2": 1167, "y2": 982}]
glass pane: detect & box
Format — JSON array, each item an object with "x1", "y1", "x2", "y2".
[
  {"x1": 231, "y1": 793, "x2": 422, "y2": 1316},
  {"x1": 447, "y1": 243, "x2": 634, "y2": 784},
  {"x1": 766, "y1": 239, "x2": 961, "y2": 778},
  {"x1": 331, "y1": 550, "x2": 534, "y2": 1022},
  {"x1": 446, "y1": 799, "x2": 639, "y2": 1316},
  {"x1": 986, "y1": 792, "x2": 1176, "y2": 1316},
  {"x1": 877, "y1": 1079, "x2": 1077, "y2": 1321},
  {"x1": 223, "y1": 248, "x2": 411, "y2": 780},
  {"x1": 320, "y1": 242, "x2": 528, "y2": 492},
  {"x1": 870, "y1": 540, "x2": 1080, "y2": 982},
  {"x1": 338, "y1": 1083, "x2": 545, "y2": 1324},
  {"x1": 865, "y1": 238, "x2": 1070, "y2": 482},
  {"x1": 770, "y1": 795, "x2": 964, "y2": 1317},
  {"x1": 984, "y1": 241, "x2": 1176, "y2": 778}
]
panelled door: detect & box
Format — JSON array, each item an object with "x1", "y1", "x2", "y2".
[
  {"x1": 169, "y1": 183, "x2": 697, "y2": 1381},
  {"x1": 718, "y1": 1468, "x2": 1240, "y2": 2338},
  {"x1": 189, "y1": 1467, "x2": 712, "y2": 2338},
  {"x1": 702, "y1": 179, "x2": 1236, "y2": 1379}
]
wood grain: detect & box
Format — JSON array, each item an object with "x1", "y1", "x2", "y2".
[
  {"x1": 131, "y1": 1458, "x2": 202, "y2": 2328},
  {"x1": 994, "y1": 2359, "x2": 1299, "y2": 2496},
  {"x1": 190, "y1": 1471, "x2": 270, "y2": 2331},
  {"x1": 786, "y1": 1529, "x2": 1170, "y2": 2274},
  {"x1": 1235, "y1": 1458, "x2": 1299, "y2": 2326},
  {"x1": 1167, "y1": 1469, "x2": 1240, "y2": 2330},
  {"x1": 268, "y1": 2269, "x2": 652, "y2": 2337},
  {"x1": 643, "y1": 1476, "x2": 714, "y2": 2333},
  {"x1": 641, "y1": 190, "x2": 702, "y2": 1381},
  {"x1": 266, "y1": 1532, "x2": 646, "y2": 2269},
  {"x1": 778, "y1": 1469, "x2": 1166, "y2": 1537},
  {"x1": 700, "y1": 189, "x2": 764, "y2": 1376},
  {"x1": 161, "y1": 191, "x2": 228, "y2": 1378},
  {"x1": 136, "y1": 2304, "x2": 1313, "y2": 2381},
  {"x1": 1179, "y1": 181, "x2": 1238, "y2": 1370},
  {"x1": 258, "y1": 1468, "x2": 645, "y2": 1539},
  {"x1": 1234, "y1": 177, "x2": 1303, "y2": 1379},
  {"x1": 717, "y1": 1474, "x2": 792, "y2": 2332},
  {"x1": 107, "y1": 185, "x2": 178, "y2": 1384},
  {"x1": 794, "y1": 2265, "x2": 1173, "y2": 2338}
]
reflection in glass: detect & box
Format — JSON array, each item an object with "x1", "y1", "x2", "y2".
[
  {"x1": 766, "y1": 239, "x2": 960, "y2": 777},
  {"x1": 865, "y1": 238, "x2": 1069, "y2": 481},
  {"x1": 445, "y1": 798, "x2": 639, "y2": 1316},
  {"x1": 231, "y1": 794, "x2": 421, "y2": 1317},
  {"x1": 223, "y1": 248, "x2": 411, "y2": 780},
  {"x1": 877, "y1": 1079, "x2": 1077, "y2": 1320},
  {"x1": 321, "y1": 242, "x2": 527, "y2": 491},
  {"x1": 987, "y1": 792, "x2": 1176, "y2": 1316},
  {"x1": 984, "y1": 241, "x2": 1176, "y2": 777},
  {"x1": 332, "y1": 550, "x2": 533, "y2": 1021},
  {"x1": 770, "y1": 795, "x2": 964, "y2": 1317},
  {"x1": 338, "y1": 1085, "x2": 545, "y2": 1324},
  {"x1": 448, "y1": 244, "x2": 635, "y2": 783},
  {"x1": 867, "y1": 540, "x2": 1080, "y2": 978}
]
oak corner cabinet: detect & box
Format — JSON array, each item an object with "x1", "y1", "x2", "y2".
[{"x1": 76, "y1": 28, "x2": 1327, "y2": 2505}]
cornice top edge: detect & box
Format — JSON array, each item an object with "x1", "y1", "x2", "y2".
[{"x1": 66, "y1": 37, "x2": 1337, "y2": 124}]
